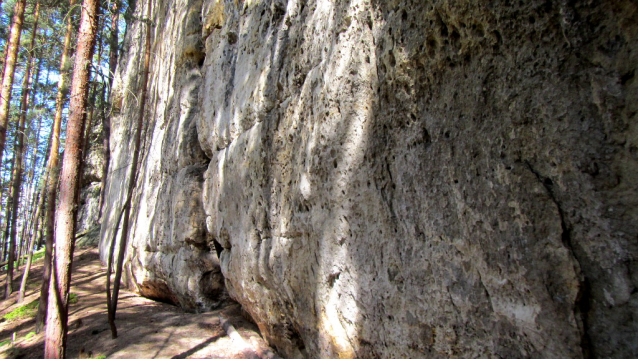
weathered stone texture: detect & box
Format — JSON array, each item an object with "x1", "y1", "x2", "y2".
[
  {"x1": 100, "y1": 0, "x2": 226, "y2": 311},
  {"x1": 77, "y1": 110, "x2": 106, "y2": 234},
  {"x1": 102, "y1": 0, "x2": 638, "y2": 357}
]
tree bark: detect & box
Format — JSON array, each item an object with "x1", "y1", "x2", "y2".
[
  {"x1": 82, "y1": 13, "x2": 104, "y2": 167},
  {"x1": 5, "y1": 79, "x2": 28, "y2": 298},
  {"x1": 35, "y1": 0, "x2": 77, "y2": 335},
  {"x1": 18, "y1": 84, "x2": 44, "y2": 257},
  {"x1": 18, "y1": 187, "x2": 43, "y2": 303},
  {"x1": 108, "y1": 1, "x2": 120, "y2": 91},
  {"x1": 16, "y1": 0, "x2": 43, "y2": 301},
  {"x1": 99, "y1": 1, "x2": 119, "y2": 218},
  {"x1": 4, "y1": 0, "x2": 40, "y2": 297},
  {"x1": 13, "y1": 1, "x2": 41, "y2": 277},
  {"x1": 18, "y1": 54, "x2": 44, "y2": 261},
  {"x1": 106, "y1": 0, "x2": 152, "y2": 339},
  {"x1": 43, "y1": 0, "x2": 100, "y2": 355},
  {"x1": 98, "y1": 82, "x2": 109, "y2": 217},
  {"x1": 0, "y1": 0, "x2": 27, "y2": 172},
  {"x1": 1, "y1": 156, "x2": 14, "y2": 263}
]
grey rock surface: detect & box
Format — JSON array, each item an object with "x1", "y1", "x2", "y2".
[
  {"x1": 100, "y1": 0, "x2": 226, "y2": 311},
  {"x1": 101, "y1": 0, "x2": 638, "y2": 357},
  {"x1": 77, "y1": 106, "x2": 106, "y2": 234}
]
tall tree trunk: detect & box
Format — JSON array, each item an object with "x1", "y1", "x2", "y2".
[
  {"x1": 17, "y1": 186, "x2": 43, "y2": 303},
  {"x1": 6, "y1": 78, "x2": 29, "y2": 298},
  {"x1": 35, "y1": 0, "x2": 77, "y2": 335},
  {"x1": 19, "y1": 55, "x2": 44, "y2": 256},
  {"x1": 108, "y1": 1, "x2": 119, "y2": 91},
  {"x1": 0, "y1": 0, "x2": 27, "y2": 172},
  {"x1": 18, "y1": 89, "x2": 44, "y2": 254},
  {"x1": 82, "y1": 14, "x2": 104, "y2": 167},
  {"x1": 1, "y1": 155, "x2": 14, "y2": 263},
  {"x1": 36, "y1": 60, "x2": 55, "y2": 251},
  {"x1": 17, "y1": 99, "x2": 42, "y2": 269},
  {"x1": 5, "y1": 2, "x2": 40, "y2": 295},
  {"x1": 14, "y1": 1, "x2": 42, "y2": 302},
  {"x1": 43, "y1": 0, "x2": 100, "y2": 356},
  {"x1": 106, "y1": 0, "x2": 152, "y2": 339},
  {"x1": 30, "y1": 170, "x2": 50, "y2": 251},
  {"x1": 99, "y1": 1, "x2": 119, "y2": 217}
]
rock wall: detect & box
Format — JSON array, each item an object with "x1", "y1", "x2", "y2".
[
  {"x1": 101, "y1": 0, "x2": 638, "y2": 358},
  {"x1": 100, "y1": 0, "x2": 226, "y2": 310},
  {"x1": 77, "y1": 114, "x2": 105, "y2": 235}
]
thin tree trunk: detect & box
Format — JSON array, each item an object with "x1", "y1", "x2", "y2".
[
  {"x1": 99, "y1": 2, "x2": 119, "y2": 218},
  {"x1": 31, "y1": 172, "x2": 49, "y2": 251},
  {"x1": 98, "y1": 81, "x2": 109, "y2": 217},
  {"x1": 0, "y1": 0, "x2": 27, "y2": 172},
  {"x1": 82, "y1": 16, "x2": 103, "y2": 167},
  {"x1": 36, "y1": 59, "x2": 55, "y2": 253},
  {"x1": 4, "y1": 0, "x2": 41, "y2": 298},
  {"x1": 6, "y1": 82, "x2": 29, "y2": 298},
  {"x1": 1, "y1": 157, "x2": 14, "y2": 263},
  {"x1": 108, "y1": 1, "x2": 119, "y2": 91},
  {"x1": 17, "y1": 111, "x2": 42, "y2": 268},
  {"x1": 16, "y1": 6, "x2": 45, "y2": 271},
  {"x1": 35, "y1": 0, "x2": 77, "y2": 335},
  {"x1": 36, "y1": 60, "x2": 55, "y2": 251},
  {"x1": 82, "y1": 86, "x2": 96, "y2": 164},
  {"x1": 18, "y1": 44, "x2": 46, "y2": 303},
  {"x1": 106, "y1": 0, "x2": 152, "y2": 339},
  {"x1": 43, "y1": 0, "x2": 100, "y2": 356},
  {"x1": 19, "y1": 56, "x2": 44, "y2": 255},
  {"x1": 19, "y1": 92, "x2": 44, "y2": 251},
  {"x1": 18, "y1": 186, "x2": 44, "y2": 303},
  {"x1": 17, "y1": 107, "x2": 42, "y2": 270},
  {"x1": 1, "y1": 156, "x2": 14, "y2": 263}
]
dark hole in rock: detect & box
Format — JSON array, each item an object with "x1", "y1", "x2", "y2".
[
  {"x1": 199, "y1": 269, "x2": 226, "y2": 303},
  {"x1": 227, "y1": 31, "x2": 238, "y2": 44},
  {"x1": 212, "y1": 238, "x2": 224, "y2": 258}
]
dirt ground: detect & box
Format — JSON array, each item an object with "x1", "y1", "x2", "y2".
[{"x1": 0, "y1": 247, "x2": 280, "y2": 359}]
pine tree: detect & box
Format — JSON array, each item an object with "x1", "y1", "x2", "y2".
[
  {"x1": 44, "y1": 0, "x2": 100, "y2": 356},
  {"x1": 100, "y1": 1, "x2": 120, "y2": 216},
  {"x1": 0, "y1": 0, "x2": 27, "y2": 174},
  {"x1": 106, "y1": 0, "x2": 152, "y2": 339},
  {"x1": 16, "y1": 1, "x2": 44, "y2": 303},
  {"x1": 35, "y1": 0, "x2": 77, "y2": 334},
  {"x1": 5, "y1": 0, "x2": 40, "y2": 299}
]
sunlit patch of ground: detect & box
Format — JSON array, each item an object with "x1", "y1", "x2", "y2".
[{"x1": 0, "y1": 247, "x2": 279, "y2": 359}]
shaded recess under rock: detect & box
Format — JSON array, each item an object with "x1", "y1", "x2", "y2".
[{"x1": 100, "y1": 0, "x2": 638, "y2": 358}]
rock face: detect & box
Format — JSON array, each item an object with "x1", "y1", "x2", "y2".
[
  {"x1": 100, "y1": 0, "x2": 226, "y2": 311},
  {"x1": 77, "y1": 109, "x2": 106, "y2": 235},
  {"x1": 101, "y1": 0, "x2": 638, "y2": 358}
]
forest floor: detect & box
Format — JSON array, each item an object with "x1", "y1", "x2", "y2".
[{"x1": 0, "y1": 246, "x2": 279, "y2": 359}]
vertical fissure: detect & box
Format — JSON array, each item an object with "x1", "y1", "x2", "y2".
[{"x1": 524, "y1": 160, "x2": 592, "y2": 358}]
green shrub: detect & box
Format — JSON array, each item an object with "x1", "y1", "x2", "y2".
[
  {"x1": 0, "y1": 250, "x2": 47, "y2": 270},
  {"x1": 32, "y1": 250, "x2": 46, "y2": 262},
  {"x1": 24, "y1": 331, "x2": 36, "y2": 340},
  {"x1": 3, "y1": 300, "x2": 39, "y2": 322},
  {"x1": 68, "y1": 293, "x2": 78, "y2": 304}
]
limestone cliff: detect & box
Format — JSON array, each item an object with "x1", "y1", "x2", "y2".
[
  {"x1": 77, "y1": 113, "x2": 105, "y2": 237},
  {"x1": 101, "y1": 0, "x2": 638, "y2": 357}
]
